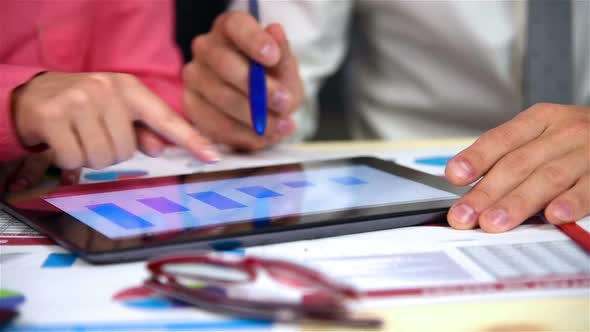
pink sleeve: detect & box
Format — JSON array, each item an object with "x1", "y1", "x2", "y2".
[
  {"x1": 87, "y1": 1, "x2": 184, "y2": 114},
  {"x1": 0, "y1": 65, "x2": 46, "y2": 161}
]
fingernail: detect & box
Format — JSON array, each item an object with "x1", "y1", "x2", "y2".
[
  {"x1": 9, "y1": 178, "x2": 30, "y2": 192},
  {"x1": 260, "y1": 42, "x2": 277, "y2": 61},
  {"x1": 486, "y1": 208, "x2": 510, "y2": 229},
  {"x1": 450, "y1": 203, "x2": 477, "y2": 225},
  {"x1": 271, "y1": 89, "x2": 290, "y2": 110},
  {"x1": 552, "y1": 202, "x2": 574, "y2": 222},
  {"x1": 277, "y1": 119, "x2": 293, "y2": 136},
  {"x1": 201, "y1": 146, "x2": 221, "y2": 164},
  {"x1": 451, "y1": 159, "x2": 474, "y2": 180}
]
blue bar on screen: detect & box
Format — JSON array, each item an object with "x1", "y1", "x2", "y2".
[
  {"x1": 237, "y1": 186, "x2": 282, "y2": 198},
  {"x1": 331, "y1": 176, "x2": 368, "y2": 186},
  {"x1": 138, "y1": 197, "x2": 189, "y2": 214},
  {"x1": 86, "y1": 203, "x2": 154, "y2": 229},
  {"x1": 283, "y1": 180, "x2": 314, "y2": 188},
  {"x1": 189, "y1": 192, "x2": 247, "y2": 210}
]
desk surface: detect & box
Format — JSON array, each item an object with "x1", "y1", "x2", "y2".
[
  {"x1": 295, "y1": 137, "x2": 476, "y2": 151},
  {"x1": 2, "y1": 138, "x2": 588, "y2": 332}
]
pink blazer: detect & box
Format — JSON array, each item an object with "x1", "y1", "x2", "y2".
[{"x1": 0, "y1": 1, "x2": 183, "y2": 161}]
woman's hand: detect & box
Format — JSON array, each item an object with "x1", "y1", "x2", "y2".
[{"x1": 12, "y1": 72, "x2": 221, "y2": 170}]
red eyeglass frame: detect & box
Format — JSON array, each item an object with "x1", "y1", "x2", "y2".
[
  {"x1": 147, "y1": 254, "x2": 359, "y2": 299},
  {"x1": 144, "y1": 254, "x2": 382, "y2": 329}
]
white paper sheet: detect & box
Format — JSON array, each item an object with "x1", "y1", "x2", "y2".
[{"x1": 78, "y1": 143, "x2": 467, "y2": 184}]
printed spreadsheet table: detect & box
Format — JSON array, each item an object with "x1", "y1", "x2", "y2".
[{"x1": 0, "y1": 213, "x2": 38, "y2": 237}]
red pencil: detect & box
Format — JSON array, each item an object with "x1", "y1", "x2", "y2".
[{"x1": 557, "y1": 222, "x2": 590, "y2": 254}]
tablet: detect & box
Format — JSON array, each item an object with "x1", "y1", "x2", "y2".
[{"x1": 1, "y1": 157, "x2": 468, "y2": 264}]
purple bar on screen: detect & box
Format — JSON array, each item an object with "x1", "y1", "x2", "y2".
[{"x1": 138, "y1": 197, "x2": 189, "y2": 214}]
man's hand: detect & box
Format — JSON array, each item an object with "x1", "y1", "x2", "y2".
[
  {"x1": 446, "y1": 103, "x2": 590, "y2": 232},
  {"x1": 183, "y1": 11, "x2": 304, "y2": 151},
  {"x1": 13, "y1": 72, "x2": 220, "y2": 170}
]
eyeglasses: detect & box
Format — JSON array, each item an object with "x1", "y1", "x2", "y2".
[{"x1": 145, "y1": 253, "x2": 382, "y2": 329}]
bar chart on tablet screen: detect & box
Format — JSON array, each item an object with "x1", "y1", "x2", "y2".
[{"x1": 46, "y1": 166, "x2": 458, "y2": 239}]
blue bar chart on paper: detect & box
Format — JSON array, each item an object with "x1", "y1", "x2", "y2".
[{"x1": 45, "y1": 165, "x2": 458, "y2": 239}]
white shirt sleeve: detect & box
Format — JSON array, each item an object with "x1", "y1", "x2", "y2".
[{"x1": 230, "y1": 0, "x2": 355, "y2": 140}]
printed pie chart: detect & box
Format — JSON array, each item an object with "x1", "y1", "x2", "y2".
[
  {"x1": 0, "y1": 289, "x2": 25, "y2": 326},
  {"x1": 0, "y1": 289, "x2": 25, "y2": 310}
]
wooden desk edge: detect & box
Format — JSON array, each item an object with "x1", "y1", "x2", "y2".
[{"x1": 293, "y1": 137, "x2": 477, "y2": 152}]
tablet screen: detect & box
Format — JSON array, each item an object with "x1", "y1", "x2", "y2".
[{"x1": 45, "y1": 165, "x2": 457, "y2": 239}]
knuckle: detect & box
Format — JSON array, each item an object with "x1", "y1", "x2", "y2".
[
  {"x1": 467, "y1": 186, "x2": 494, "y2": 206},
  {"x1": 210, "y1": 49, "x2": 233, "y2": 72},
  {"x1": 217, "y1": 87, "x2": 242, "y2": 111},
  {"x1": 191, "y1": 35, "x2": 209, "y2": 57},
  {"x1": 486, "y1": 126, "x2": 519, "y2": 151},
  {"x1": 562, "y1": 120, "x2": 590, "y2": 137},
  {"x1": 113, "y1": 73, "x2": 137, "y2": 85},
  {"x1": 505, "y1": 192, "x2": 528, "y2": 213},
  {"x1": 39, "y1": 103, "x2": 67, "y2": 121},
  {"x1": 81, "y1": 73, "x2": 113, "y2": 92},
  {"x1": 530, "y1": 102, "x2": 561, "y2": 118},
  {"x1": 497, "y1": 151, "x2": 533, "y2": 179},
  {"x1": 67, "y1": 88, "x2": 92, "y2": 106},
  {"x1": 212, "y1": 13, "x2": 229, "y2": 31},
  {"x1": 538, "y1": 164, "x2": 570, "y2": 188},
  {"x1": 182, "y1": 63, "x2": 194, "y2": 82},
  {"x1": 221, "y1": 12, "x2": 242, "y2": 36}
]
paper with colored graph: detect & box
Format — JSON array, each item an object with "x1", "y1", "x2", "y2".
[
  {"x1": 247, "y1": 218, "x2": 590, "y2": 295},
  {"x1": 78, "y1": 143, "x2": 465, "y2": 184}
]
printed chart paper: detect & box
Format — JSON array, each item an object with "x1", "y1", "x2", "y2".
[{"x1": 2, "y1": 142, "x2": 589, "y2": 331}]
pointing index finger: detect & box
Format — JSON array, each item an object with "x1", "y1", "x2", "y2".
[{"x1": 122, "y1": 79, "x2": 221, "y2": 163}]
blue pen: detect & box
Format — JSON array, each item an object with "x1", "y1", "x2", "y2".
[{"x1": 248, "y1": 0, "x2": 267, "y2": 136}]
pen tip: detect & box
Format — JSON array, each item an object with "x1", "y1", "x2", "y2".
[{"x1": 254, "y1": 123, "x2": 266, "y2": 136}]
